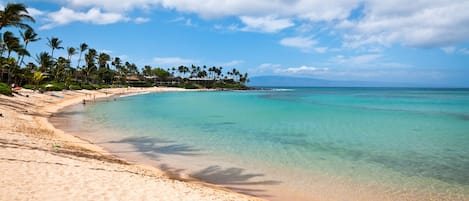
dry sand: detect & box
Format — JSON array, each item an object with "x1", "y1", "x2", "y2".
[{"x1": 0, "y1": 87, "x2": 262, "y2": 201}]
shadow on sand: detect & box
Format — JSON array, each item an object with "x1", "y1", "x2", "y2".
[
  {"x1": 191, "y1": 165, "x2": 282, "y2": 198},
  {"x1": 103, "y1": 136, "x2": 282, "y2": 198},
  {"x1": 106, "y1": 136, "x2": 200, "y2": 161}
]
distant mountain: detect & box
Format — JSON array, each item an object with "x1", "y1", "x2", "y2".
[{"x1": 247, "y1": 75, "x2": 425, "y2": 88}]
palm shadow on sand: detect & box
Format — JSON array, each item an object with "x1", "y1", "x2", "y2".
[
  {"x1": 191, "y1": 165, "x2": 282, "y2": 198},
  {"x1": 105, "y1": 136, "x2": 200, "y2": 160},
  {"x1": 104, "y1": 136, "x2": 281, "y2": 198}
]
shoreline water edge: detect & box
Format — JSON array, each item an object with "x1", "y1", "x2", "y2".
[
  {"x1": 0, "y1": 87, "x2": 262, "y2": 201},
  {"x1": 2, "y1": 87, "x2": 468, "y2": 201}
]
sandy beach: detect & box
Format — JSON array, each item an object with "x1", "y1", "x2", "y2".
[{"x1": 0, "y1": 87, "x2": 262, "y2": 201}]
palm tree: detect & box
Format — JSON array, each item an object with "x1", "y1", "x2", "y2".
[
  {"x1": 15, "y1": 47, "x2": 29, "y2": 66},
  {"x1": 240, "y1": 72, "x2": 249, "y2": 84},
  {"x1": 76, "y1": 43, "x2": 88, "y2": 68},
  {"x1": 19, "y1": 28, "x2": 39, "y2": 66},
  {"x1": 123, "y1": 62, "x2": 139, "y2": 76},
  {"x1": 54, "y1": 57, "x2": 67, "y2": 82},
  {"x1": 143, "y1": 65, "x2": 152, "y2": 76},
  {"x1": 0, "y1": 3, "x2": 35, "y2": 31},
  {"x1": 47, "y1": 37, "x2": 63, "y2": 60},
  {"x1": 97, "y1": 52, "x2": 110, "y2": 83},
  {"x1": 178, "y1": 65, "x2": 189, "y2": 78},
  {"x1": 98, "y1": 52, "x2": 110, "y2": 69},
  {"x1": 35, "y1": 52, "x2": 52, "y2": 73},
  {"x1": 66, "y1": 47, "x2": 76, "y2": 62},
  {"x1": 2, "y1": 31, "x2": 21, "y2": 58},
  {"x1": 83, "y1": 48, "x2": 97, "y2": 83}
]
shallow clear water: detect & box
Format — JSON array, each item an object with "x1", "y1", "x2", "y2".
[{"x1": 55, "y1": 88, "x2": 469, "y2": 200}]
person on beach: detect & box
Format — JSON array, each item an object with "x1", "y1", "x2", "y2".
[{"x1": 82, "y1": 99, "x2": 86, "y2": 105}]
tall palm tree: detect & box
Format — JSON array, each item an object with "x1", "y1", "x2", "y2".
[
  {"x1": 112, "y1": 57, "x2": 126, "y2": 83},
  {"x1": 66, "y1": 47, "x2": 76, "y2": 63},
  {"x1": 97, "y1": 52, "x2": 110, "y2": 83},
  {"x1": 47, "y1": 37, "x2": 63, "y2": 60},
  {"x1": 0, "y1": 3, "x2": 35, "y2": 31},
  {"x1": 65, "y1": 47, "x2": 76, "y2": 80},
  {"x1": 76, "y1": 43, "x2": 88, "y2": 68},
  {"x1": 19, "y1": 28, "x2": 40, "y2": 66},
  {"x1": 54, "y1": 57, "x2": 67, "y2": 82},
  {"x1": 83, "y1": 48, "x2": 97, "y2": 83}
]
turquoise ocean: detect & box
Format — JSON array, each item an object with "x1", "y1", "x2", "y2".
[{"x1": 53, "y1": 88, "x2": 469, "y2": 200}]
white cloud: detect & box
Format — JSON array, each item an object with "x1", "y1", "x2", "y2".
[
  {"x1": 249, "y1": 63, "x2": 282, "y2": 74},
  {"x1": 459, "y1": 48, "x2": 469, "y2": 55},
  {"x1": 170, "y1": 17, "x2": 196, "y2": 26},
  {"x1": 333, "y1": 54, "x2": 382, "y2": 65},
  {"x1": 441, "y1": 46, "x2": 456, "y2": 54},
  {"x1": 153, "y1": 57, "x2": 198, "y2": 66},
  {"x1": 220, "y1": 60, "x2": 244, "y2": 67},
  {"x1": 27, "y1": 8, "x2": 45, "y2": 17},
  {"x1": 249, "y1": 63, "x2": 328, "y2": 76},
  {"x1": 340, "y1": 0, "x2": 469, "y2": 48},
  {"x1": 275, "y1": 66, "x2": 329, "y2": 75},
  {"x1": 65, "y1": 0, "x2": 158, "y2": 11},
  {"x1": 331, "y1": 54, "x2": 412, "y2": 68},
  {"x1": 134, "y1": 17, "x2": 150, "y2": 24},
  {"x1": 240, "y1": 16, "x2": 294, "y2": 33},
  {"x1": 280, "y1": 36, "x2": 328, "y2": 53},
  {"x1": 280, "y1": 36, "x2": 316, "y2": 50},
  {"x1": 36, "y1": 0, "x2": 469, "y2": 48},
  {"x1": 99, "y1": 49, "x2": 113, "y2": 54},
  {"x1": 40, "y1": 7, "x2": 129, "y2": 30}
]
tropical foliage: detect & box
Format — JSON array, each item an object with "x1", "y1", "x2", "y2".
[{"x1": 0, "y1": 2, "x2": 249, "y2": 93}]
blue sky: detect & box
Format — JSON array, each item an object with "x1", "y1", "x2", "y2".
[{"x1": 5, "y1": 0, "x2": 469, "y2": 86}]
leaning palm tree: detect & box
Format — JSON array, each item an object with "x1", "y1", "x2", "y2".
[
  {"x1": 76, "y1": 43, "x2": 88, "y2": 68},
  {"x1": 47, "y1": 37, "x2": 63, "y2": 60},
  {"x1": 19, "y1": 28, "x2": 40, "y2": 66},
  {"x1": 15, "y1": 47, "x2": 30, "y2": 66},
  {"x1": 0, "y1": 3, "x2": 35, "y2": 31}
]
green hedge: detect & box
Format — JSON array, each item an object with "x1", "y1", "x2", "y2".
[
  {"x1": 41, "y1": 82, "x2": 66, "y2": 91},
  {"x1": 80, "y1": 84, "x2": 96, "y2": 90},
  {"x1": 0, "y1": 83, "x2": 12, "y2": 96},
  {"x1": 69, "y1": 84, "x2": 82, "y2": 90},
  {"x1": 22, "y1": 84, "x2": 35, "y2": 90}
]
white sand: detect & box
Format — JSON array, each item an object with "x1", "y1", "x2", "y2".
[{"x1": 0, "y1": 87, "x2": 262, "y2": 201}]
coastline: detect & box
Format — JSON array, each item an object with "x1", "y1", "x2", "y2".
[{"x1": 0, "y1": 87, "x2": 262, "y2": 201}]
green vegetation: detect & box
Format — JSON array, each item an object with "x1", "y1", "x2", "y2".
[
  {"x1": 0, "y1": 2, "x2": 249, "y2": 93},
  {"x1": 0, "y1": 82, "x2": 12, "y2": 96}
]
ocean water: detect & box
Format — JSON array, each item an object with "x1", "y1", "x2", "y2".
[{"x1": 53, "y1": 88, "x2": 469, "y2": 200}]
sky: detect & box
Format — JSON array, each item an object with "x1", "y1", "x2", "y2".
[{"x1": 3, "y1": 0, "x2": 469, "y2": 86}]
